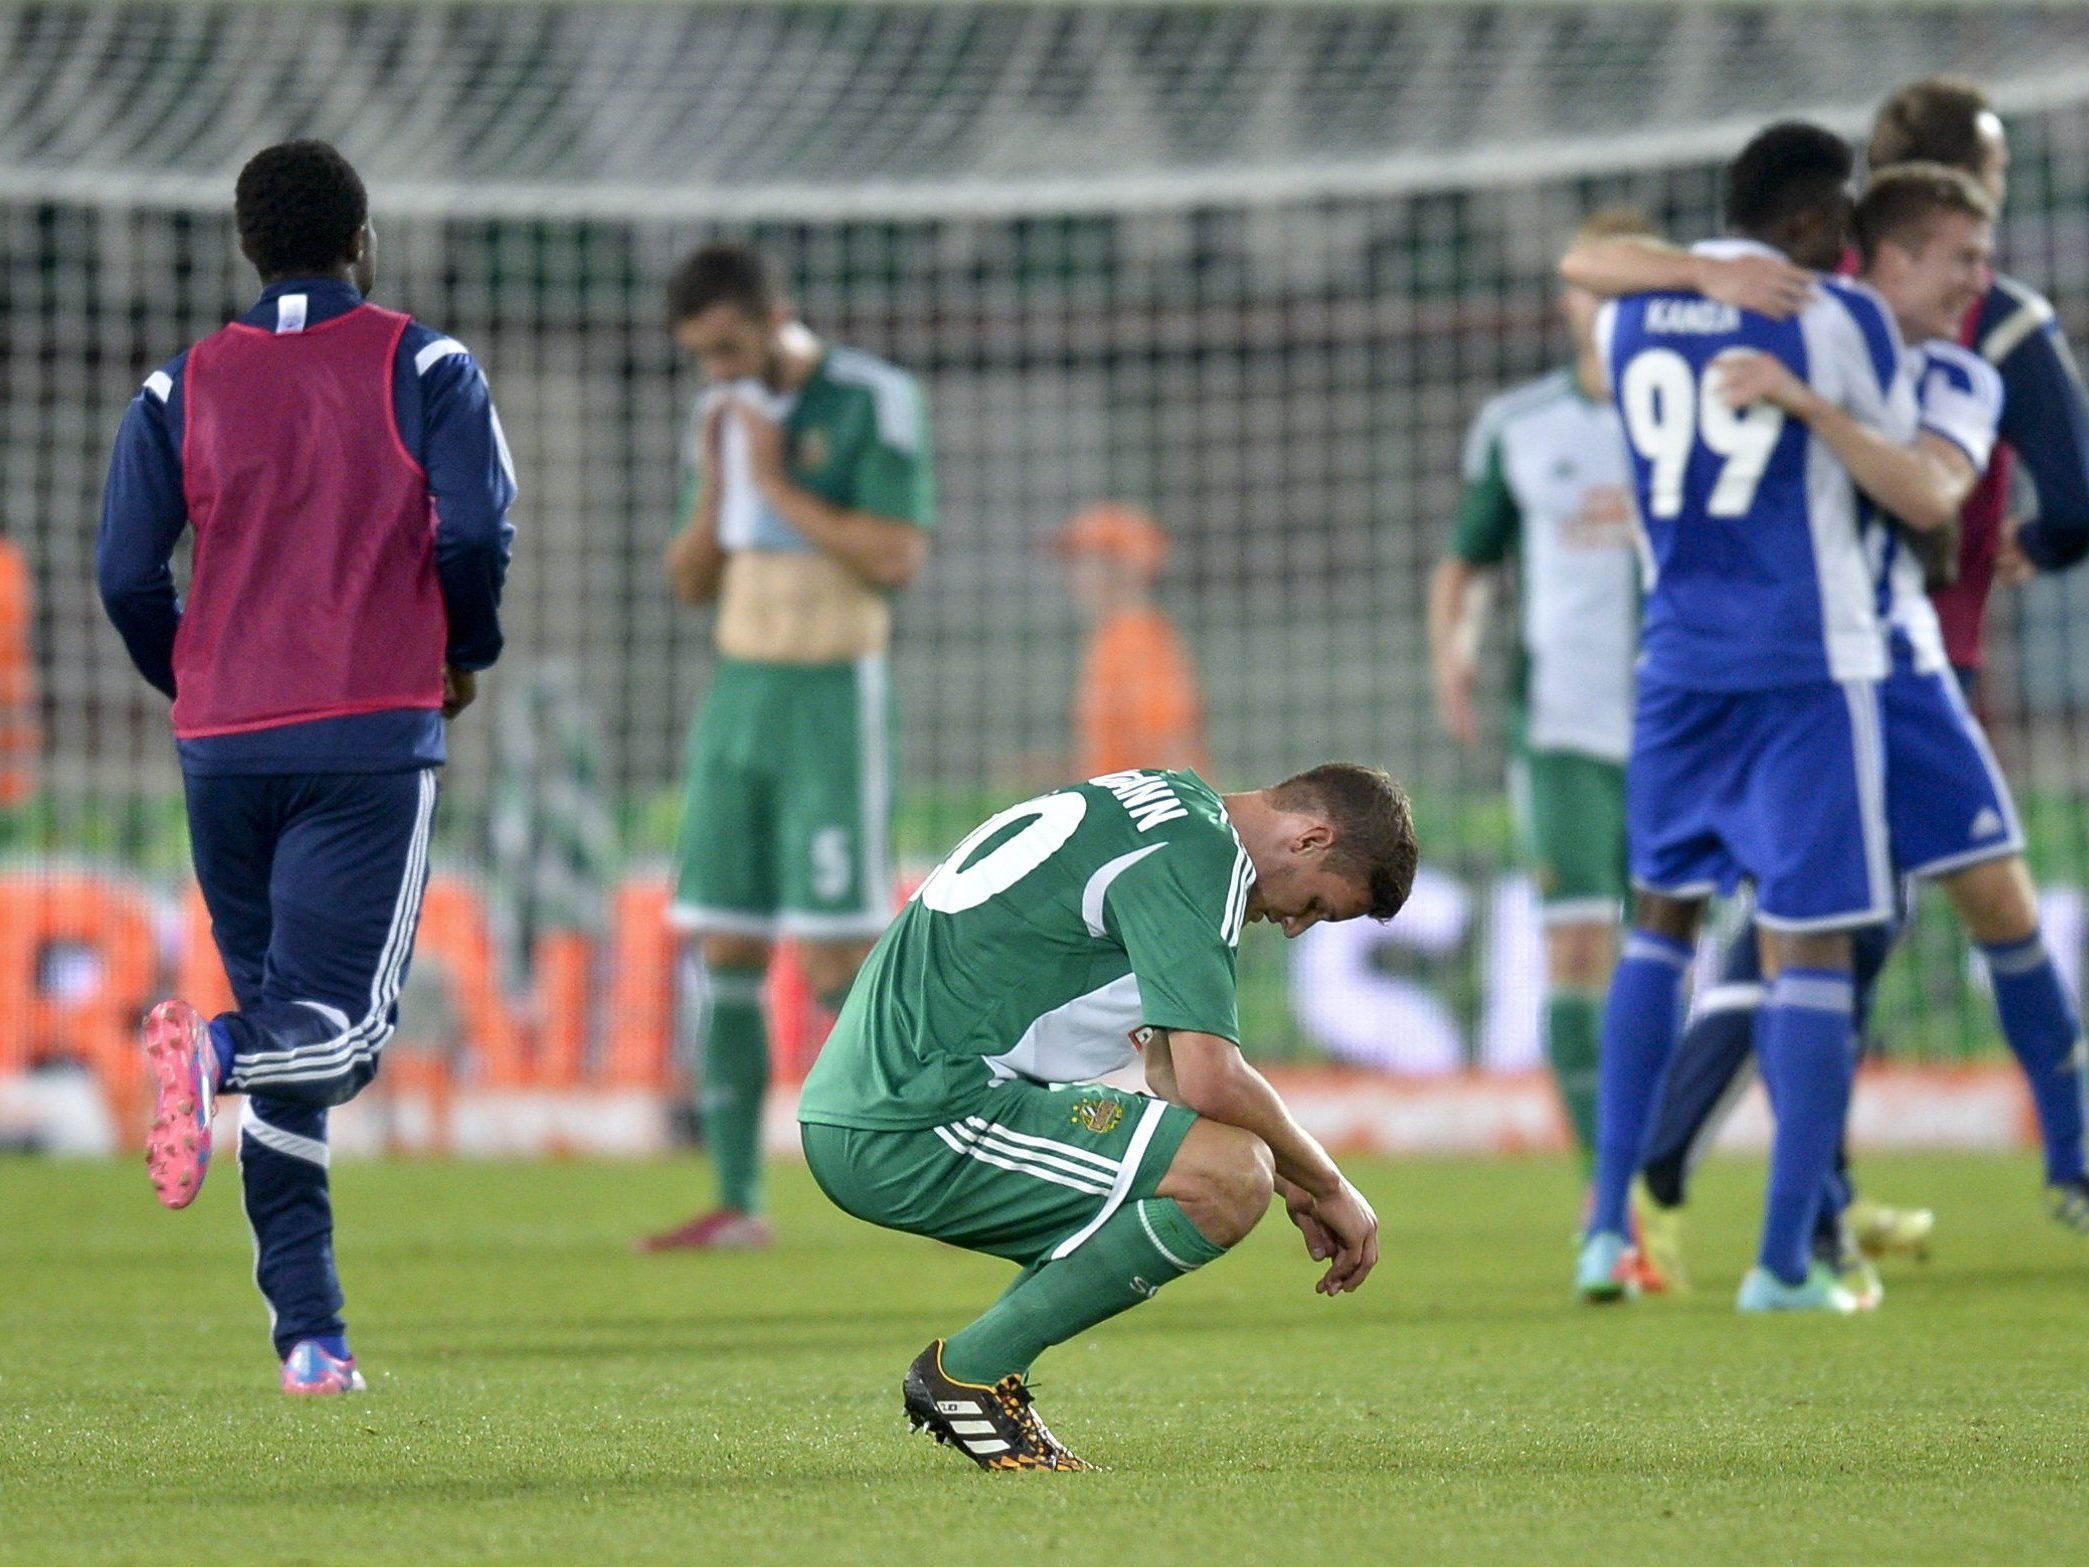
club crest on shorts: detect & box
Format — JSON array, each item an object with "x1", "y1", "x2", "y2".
[{"x1": 1070, "y1": 1096, "x2": 1123, "y2": 1135}]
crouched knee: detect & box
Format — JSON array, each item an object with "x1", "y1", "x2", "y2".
[{"x1": 1159, "y1": 1120, "x2": 1274, "y2": 1250}]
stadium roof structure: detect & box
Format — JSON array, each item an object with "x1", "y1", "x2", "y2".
[{"x1": 3, "y1": 1, "x2": 2089, "y2": 219}]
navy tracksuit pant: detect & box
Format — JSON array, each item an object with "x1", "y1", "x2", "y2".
[{"x1": 185, "y1": 768, "x2": 437, "y2": 1356}]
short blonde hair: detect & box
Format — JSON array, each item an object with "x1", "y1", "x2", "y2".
[{"x1": 1854, "y1": 161, "x2": 1996, "y2": 262}]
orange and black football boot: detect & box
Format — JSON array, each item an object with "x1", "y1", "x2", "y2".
[{"x1": 901, "y1": 1340, "x2": 1092, "y2": 1471}]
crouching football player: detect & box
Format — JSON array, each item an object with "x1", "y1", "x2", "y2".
[{"x1": 798, "y1": 763, "x2": 1415, "y2": 1469}]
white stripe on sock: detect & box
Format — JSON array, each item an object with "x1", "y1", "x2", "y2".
[{"x1": 1136, "y1": 1199, "x2": 1196, "y2": 1272}]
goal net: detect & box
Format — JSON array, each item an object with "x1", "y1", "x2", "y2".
[{"x1": 6, "y1": 1, "x2": 2089, "y2": 1150}]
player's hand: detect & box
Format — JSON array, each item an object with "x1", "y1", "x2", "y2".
[
  {"x1": 441, "y1": 665, "x2": 477, "y2": 720},
  {"x1": 1995, "y1": 519, "x2": 2037, "y2": 587},
  {"x1": 1696, "y1": 253, "x2": 1814, "y2": 319},
  {"x1": 1287, "y1": 1193, "x2": 1338, "y2": 1265},
  {"x1": 1712, "y1": 349, "x2": 1809, "y2": 416},
  {"x1": 1279, "y1": 1176, "x2": 1337, "y2": 1262},
  {"x1": 1433, "y1": 654, "x2": 1480, "y2": 749},
  {"x1": 1305, "y1": 1176, "x2": 1379, "y2": 1296}
]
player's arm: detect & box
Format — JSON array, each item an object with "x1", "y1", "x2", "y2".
[
  {"x1": 1557, "y1": 235, "x2": 1814, "y2": 317},
  {"x1": 1144, "y1": 1028, "x2": 1378, "y2": 1295},
  {"x1": 664, "y1": 399, "x2": 726, "y2": 606},
  {"x1": 1431, "y1": 411, "x2": 1519, "y2": 748},
  {"x1": 1716, "y1": 350, "x2": 1972, "y2": 533},
  {"x1": 95, "y1": 368, "x2": 189, "y2": 701},
  {"x1": 1115, "y1": 845, "x2": 1376, "y2": 1295},
  {"x1": 1426, "y1": 560, "x2": 1492, "y2": 749},
  {"x1": 420, "y1": 343, "x2": 517, "y2": 701},
  {"x1": 1995, "y1": 315, "x2": 2089, "y2": 573},
  {"x1": 737, "y1": 398, "x2": 930, "y2": 590}
]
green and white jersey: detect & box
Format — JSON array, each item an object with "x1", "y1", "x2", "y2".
[
  {"x1": 1454, "y1": 369, "x2": 1639, "y2": 764},
  {"x1": 685, "y1": 337, "x2": 937, "y2": 549},
  {"x1": 798, "y1": 769, "x2": 1252, "y2": 1129}
]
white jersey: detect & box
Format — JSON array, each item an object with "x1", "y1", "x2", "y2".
[
  {"x1": 1454, "y1": 370, "x2": 1640, "y2": 762},
  {"x1": 1875, "y1": 340, "x2": 2006, "y2": 672}
]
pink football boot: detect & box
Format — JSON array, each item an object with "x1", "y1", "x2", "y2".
[
  {"x1": 281, "y1": 1341, "x2": 367, "y2": 1396},
  {"x1": 143, "y1": 999, "x2": 218, "y2": 1209}
]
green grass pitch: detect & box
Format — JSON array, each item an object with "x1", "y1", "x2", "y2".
[{"x1": 5, "y1": 1152, "x2": 2089, "y2": 1566}]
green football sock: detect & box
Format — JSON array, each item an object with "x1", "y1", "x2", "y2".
[
  {"x1": 1547, "y1": 990, "x2": 1603, "y2": 1171},
  {"x1": 941, "y1": 1198, "x2": 1226, "y2": 1385},
  {"x1": 701, "y1": 964, "x2": 769, "y2": 1215}
]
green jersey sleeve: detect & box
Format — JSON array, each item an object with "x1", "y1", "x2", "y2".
[
  {"x1": 1102, "y1": 828, "x2": 1248, "y2": 1045},
  {"x1": 1450, "y1": 416, "x2": 1519, "y2": 566},
  {"x1": 851, "y1": 380, "x2": 936, "y2": 529}
]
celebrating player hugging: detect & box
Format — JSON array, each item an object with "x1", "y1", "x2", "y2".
[
  {"x1": 1565, "y1": 108, "x2": 2089, "y2": 1314},
  {"x1": 798, "y1": 763, "x2": 1416, "y2": 1469},
  {"x1": 1603, "y1": 80, "x2": 2089, "y2": 1292},
  {"x1": 1573, "y1": 122, "x2": 1927, "y2": 1313}
]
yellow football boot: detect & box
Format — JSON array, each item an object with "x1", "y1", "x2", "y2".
[{"x1": 1630, "y1": 1178, "x2": 1689, "y2": 1294}]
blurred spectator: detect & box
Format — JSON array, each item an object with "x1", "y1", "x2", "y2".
[
  {"x1": 1057, "y1": 503, "x2": 1212, "y2": 781},
  {"x1": 0, "y1": 536, "x2": 38, "y2": 818}
]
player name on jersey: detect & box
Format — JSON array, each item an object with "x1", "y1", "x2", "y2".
[
  {"x1": 1644, "y1": 299, "x2": 1742, "y2": 334},
  {"x1": 1092, "y1": 768, "x2": 1191, "y2": 832}
]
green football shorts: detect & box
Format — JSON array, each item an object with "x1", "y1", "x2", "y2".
[
  {"x1": 1509, "y1": 747, "x2": 1628, "y2": 923},
  {"x1": 671, "y1": 655, "x2": 895, "y2": 940},
  {"x1": 801, "y1": 1081, "x2": 1198, "y2": 1266}
]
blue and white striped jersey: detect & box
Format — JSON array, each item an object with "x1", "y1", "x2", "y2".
[
  {"x1": 1598, "y1": 239, "x2": 1918, "y2": 690},
  {"x1": 1874, "y1": 340, "x2": 2006, "y2": 674}
]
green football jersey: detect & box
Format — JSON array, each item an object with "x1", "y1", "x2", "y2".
[
  {"x1": 797, "y1": 769, "x2": 1253, "y2": 1129},
  {"x1": 684, "y1": 343, "x2": 936, "y2": 549},
  {"x1": 1452, "y1": 368, "x2": 1638, "y2": 763}
]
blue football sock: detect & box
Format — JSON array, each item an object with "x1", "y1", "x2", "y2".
[
  {"x1": 309, "y1": 1334, "x2": 352, "y2": 1362},
  {"x1": 1983, "y1": 935, "x2": 2087, "y2": 1185},
  {"x1": 206, "y1": 1019, "x2": 236, "y2": 1092},
  {"x1": 1757, "y1": 968, "x2": 1857, "y2": 1286},
  {"x1": 1588, "y1": 930, "x2": 1693, "y2": 1238}
]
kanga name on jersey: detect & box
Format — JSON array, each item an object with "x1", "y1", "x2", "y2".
[
  {"x1": 796, "y1": 768, "x2": 1252, "y2": 1130},
  {"x1": 1597, "y1": 238, "x2": 1918, "y2": 691}
]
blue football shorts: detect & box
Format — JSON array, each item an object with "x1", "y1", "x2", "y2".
[
  {"x1": 1881, "y1": 644, "x2": 2024, "y2": 880},
  {"x1": 1627, "y1": 673, "x2": 1893, "y2": 931}
]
